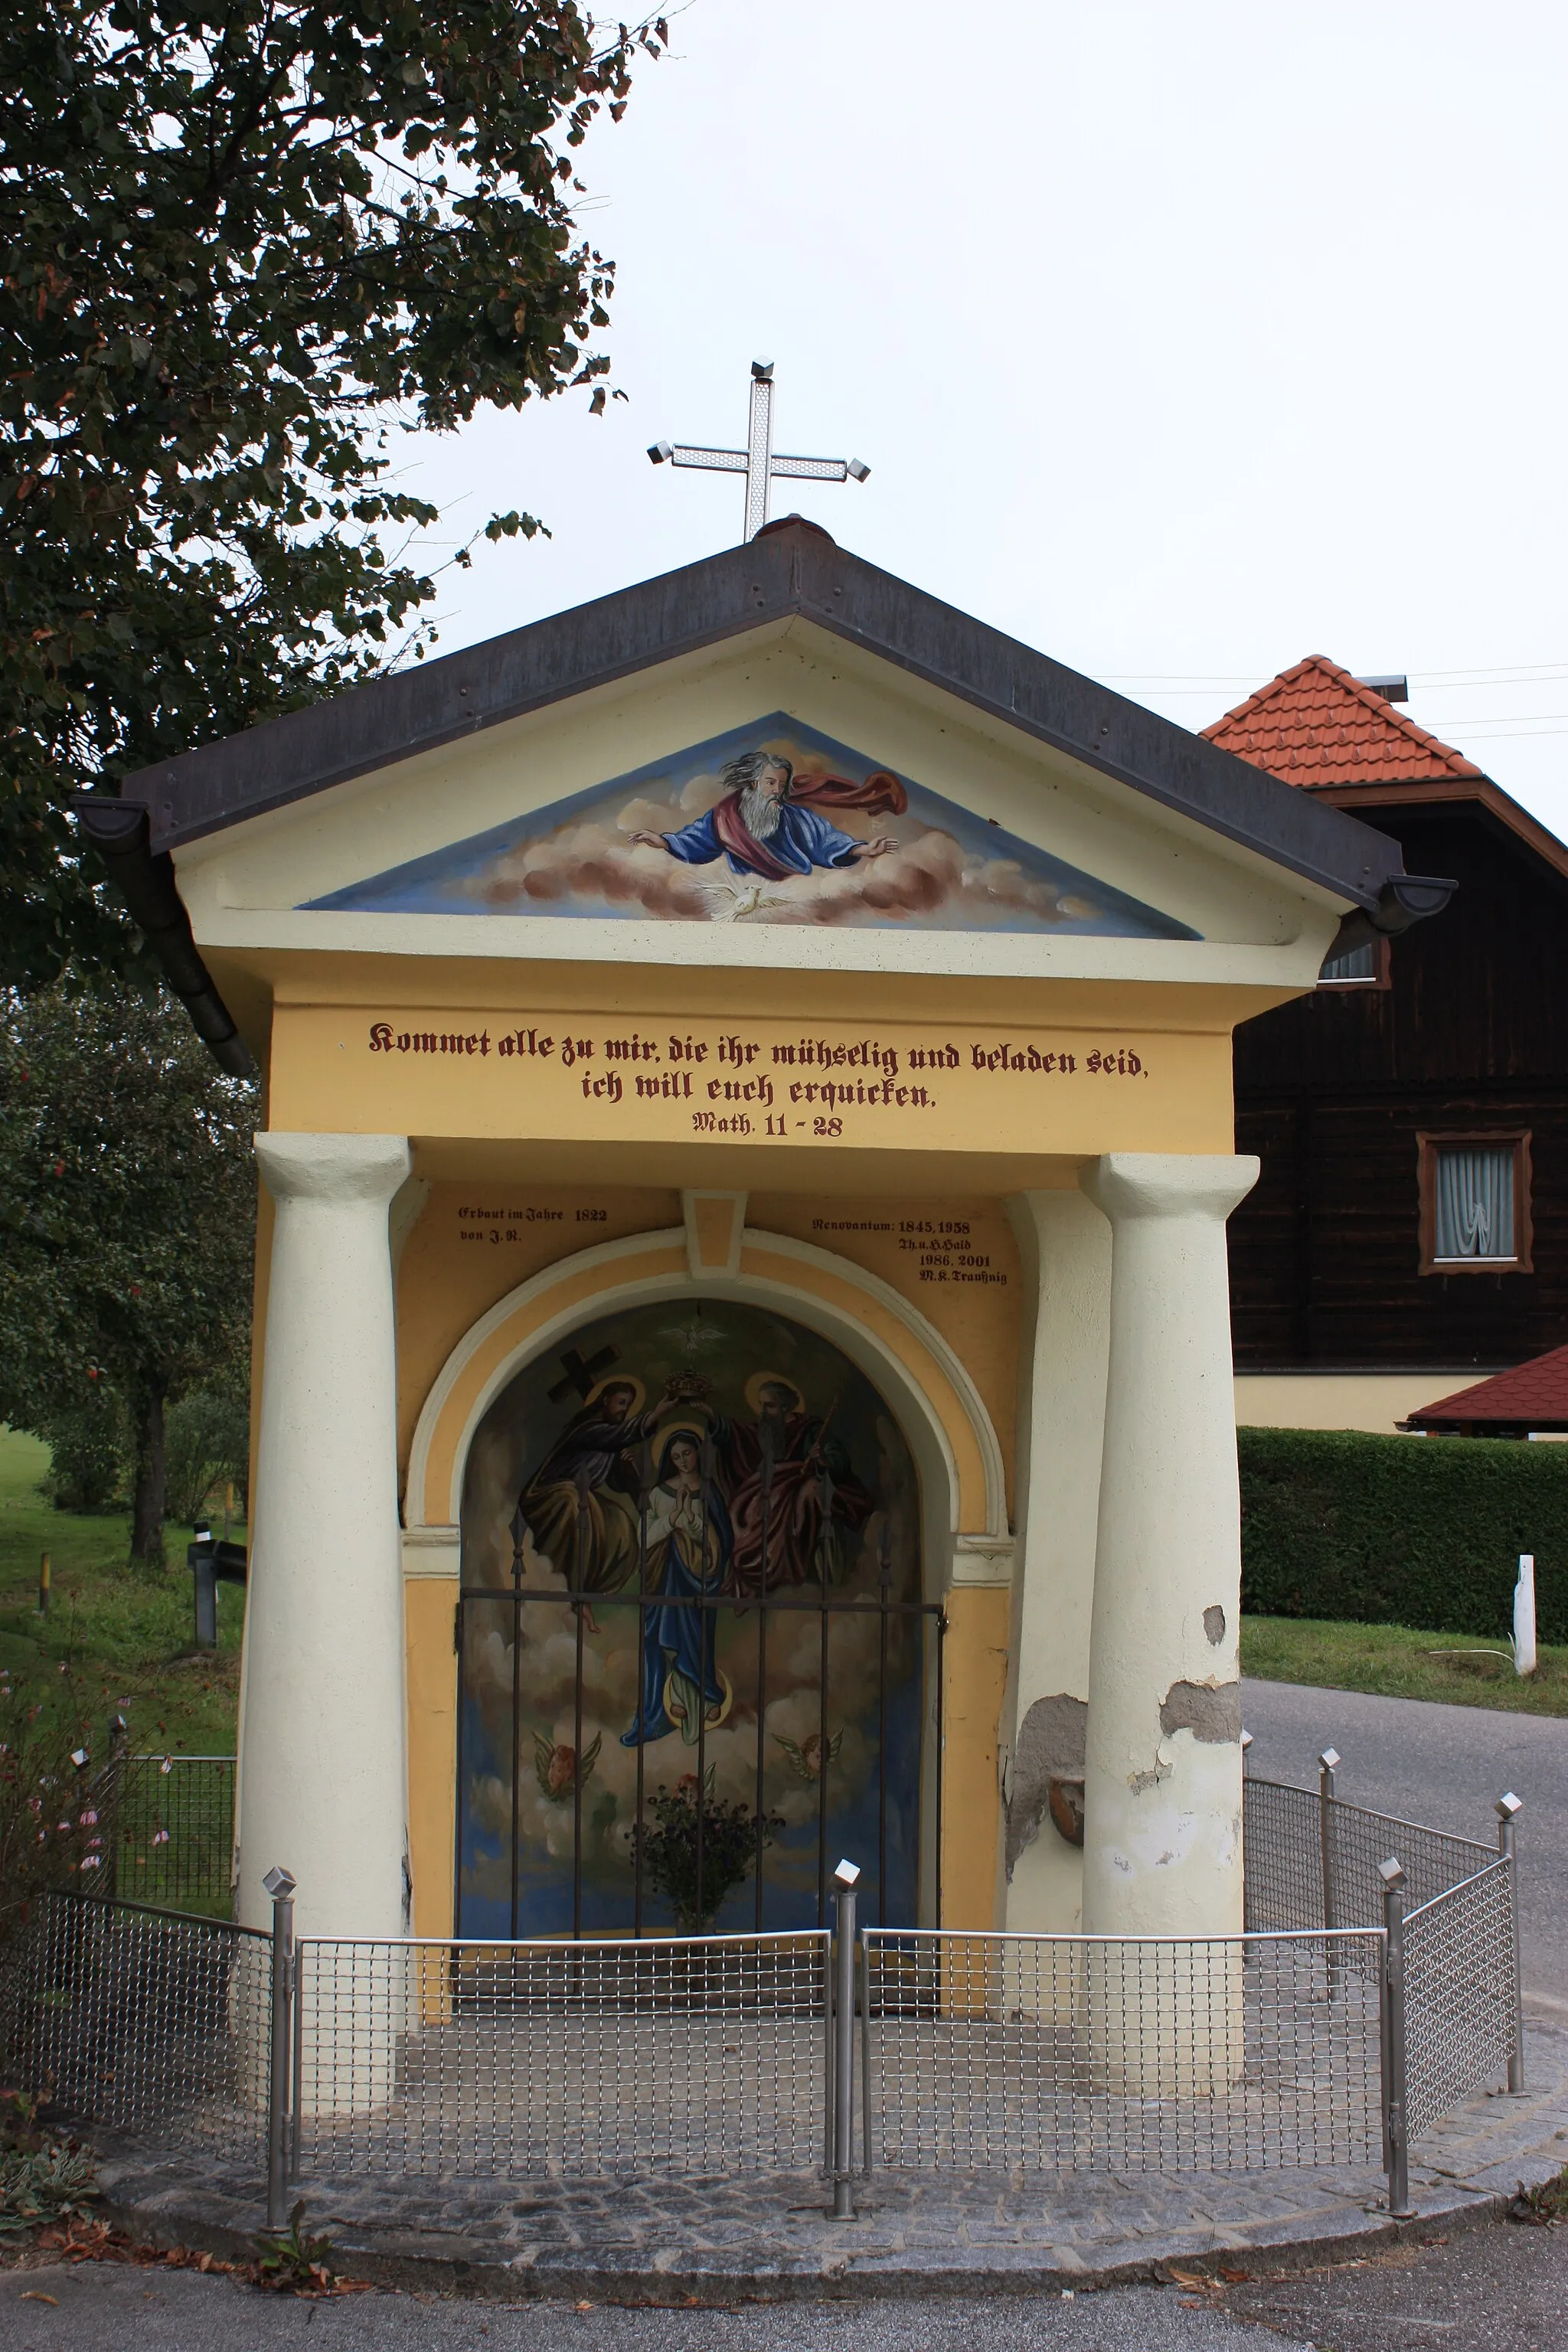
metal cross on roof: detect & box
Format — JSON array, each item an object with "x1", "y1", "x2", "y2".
[{"x1": 648, "y1": 359, "x2": 869, "y2": 542}]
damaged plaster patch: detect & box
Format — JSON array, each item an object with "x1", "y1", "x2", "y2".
[
  {"x1": 1129, "y1": 1763, "x2": 1171, "y2": 1795},
  {"x1": 1004, "y1": 1693, "x2": 1087, "y2": 1877},
  {"x1": 1203, "y1": 1604, "x2": 1227, "y2": 1646},
  {"x1": 1159, "y1": 1678, "x2": 1242, "y2": 1744}
]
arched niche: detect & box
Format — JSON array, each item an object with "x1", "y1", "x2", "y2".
[{"x1": 403, "y1": 1223, "x2": 1010, "y2": 1594}]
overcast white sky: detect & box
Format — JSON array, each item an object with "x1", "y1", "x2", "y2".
[{"x1": 400, "y1": 2, "x2": 1568, "y2": 834}]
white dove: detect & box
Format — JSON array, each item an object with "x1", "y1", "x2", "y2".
[{"x1": 694, "y1": 879, "x2": 791, "y2": 922}]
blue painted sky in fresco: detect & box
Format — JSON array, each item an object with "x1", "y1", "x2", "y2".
[{"x1": 306, "y1": 712, "x2": 1197, "y2": 938}]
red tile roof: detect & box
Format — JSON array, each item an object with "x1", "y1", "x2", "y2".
[
  {"x1": 1204, "y1": 655, "x2": 1484, "y2": 788},
  {"x1": 1408, "y1": 1344, "x2": 1568, "y2": 1431}
]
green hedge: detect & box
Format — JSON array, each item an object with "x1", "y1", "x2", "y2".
[{"x1": 1238, "y1": 1427, "x2": 1568, "y2": 1644}]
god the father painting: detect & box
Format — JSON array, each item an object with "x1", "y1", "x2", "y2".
[
  {"x1": 310, "y1": 713, "x2": 1197, "y2": 938},
  {"x1": 456, "y1": 1298, "x2": 929, "y2": 1938}
]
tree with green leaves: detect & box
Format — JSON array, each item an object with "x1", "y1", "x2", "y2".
[
  {"x1": 0, "y1": 0, "x2": 663, "y2": 991},
  {"x1": 0, "y1": 982, "x2": 258, "y2": 1562}
]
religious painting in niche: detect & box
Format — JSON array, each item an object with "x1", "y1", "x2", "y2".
[
  {"x1": 455, "y1": 1297, "x2": 929, "y2": 1939},
  {"x1": 307, "y1": 713, "x2": 1196, "y2": 936}
]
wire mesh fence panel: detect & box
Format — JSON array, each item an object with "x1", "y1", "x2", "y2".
[
  {"x1": 863, "y1": 1929, "x2": 1384, "y2": 2176},
  {"x1": 0, "y1": 1893, "x2": 270, "y2": 2162},
  {"x1": 1404, "y1": 1860, "x2": 1517, "y2": 2143},
  {"x1": 1243, "y1": 1780, "x2": 1324, "y2": 1932},
  {"x1": 296, "y1": 1931, "x2": 832, "y2": 2177},
  {"x1": 1327, "y1": 1803, "x2": 1492, "y2": 1940},
  {"x1": 1244, "y1": 1778, "x2": 1497, "y2": 1992},
  {"x1": 102, "y1": 1757, "x2": 235, "y2": 1916},
  {"x1": 1, "y1": 1791, "x2": 1520, "y2": 2193}
]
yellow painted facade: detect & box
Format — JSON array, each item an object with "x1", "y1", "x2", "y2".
[
  {"x1": 938, "y1": 1586, "x2": 1013, "y2": 1930},
  {"x1": 267, "y1": 997, "x2": 1231, "y2": 1161},
  {"x1": 246, "y1": 956, "x2": 1243, "y2": 1941}
]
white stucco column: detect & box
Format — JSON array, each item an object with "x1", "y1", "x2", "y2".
[
  {"x1": 1077, "y1": 1152, "x2": 1258, "y2": 1945},
  {"x1": 237, "y1": 1132, "x2": 411, "y2": 1944},
  {"x1": 1000, "y1": 1191, "x2": 1111, "y2": 1934}
]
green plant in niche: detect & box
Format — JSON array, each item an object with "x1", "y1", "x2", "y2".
[{"x1": 629, "y1": 1771, "x2": 784, "y2": 1934}]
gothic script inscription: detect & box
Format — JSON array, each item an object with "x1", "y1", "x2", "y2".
[{"x1": 364, "y1": 1017, "x2": 1151, "y2": 1148}]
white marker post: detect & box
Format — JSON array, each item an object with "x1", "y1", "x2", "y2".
[{"x1": 1514, "y1": 1554, "x2": 1537, "y2": 1677}]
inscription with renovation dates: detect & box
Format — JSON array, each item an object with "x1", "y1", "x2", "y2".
[{"x1": 800, "y1": 1215, "x2": 1009, "y2": 1288}]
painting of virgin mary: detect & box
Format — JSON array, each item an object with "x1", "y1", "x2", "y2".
[{"x1": 620, "y1": 1428, "x2": 733, "y2": 1749}]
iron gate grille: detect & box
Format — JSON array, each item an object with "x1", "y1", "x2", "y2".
[{"x1": 458, "y1": 1581, "x2": 945, "y2": 1941}]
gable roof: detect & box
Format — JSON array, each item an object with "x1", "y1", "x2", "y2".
[
  {"x1": 1204, "y1": 651, "x2": 1568, "y2": 893},
  {"x1": 1203, "y1": 655, "x2": 1484, "y2": 788},
  {"x1": 99, "y1": 523, "x2": 1419, "y2": 918},
  {"x1": 1406, "y1": 1344, "x2": 1568, "y2": 1434},
  {"x1": 77, "y1": 526, "x2": 1463, "y2": 1076}
]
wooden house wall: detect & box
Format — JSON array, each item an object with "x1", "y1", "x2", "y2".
[{"x1": 1230, "y1": 804, "x2": 1568, "y2": 1370}]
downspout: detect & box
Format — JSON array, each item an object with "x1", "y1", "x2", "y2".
[{"x1": 71, "y1": 797, "x2": 254, "y2": 1077}]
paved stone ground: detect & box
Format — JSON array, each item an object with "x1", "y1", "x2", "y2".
[
  {"x1": 1240, "y1": 1679, "x2": 1568, "y2": 2008},
  {"x1": 90, "y1": 2017, "x2": 1568, "y2": 2301}
]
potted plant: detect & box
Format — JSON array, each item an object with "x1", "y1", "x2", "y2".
[{"x1": 629, "y1": 1771, "x2": 784, "y2": 1944}]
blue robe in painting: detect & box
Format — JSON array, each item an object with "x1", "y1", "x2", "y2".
[
  {"x1": 622, "y1": 1473, "x2": 731, "y2": 1747},
  {"x1": 658, "y1": 801, "x2": 862, "y2": 879}
]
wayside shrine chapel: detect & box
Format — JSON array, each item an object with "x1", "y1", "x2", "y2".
[{"x1": 79, "y1": 514, "x2": 1450, "y2": 1957}]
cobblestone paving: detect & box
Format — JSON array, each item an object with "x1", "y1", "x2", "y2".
[{"x1": 91, "y1": 2016, "x2": 1568, "y2": 2298}]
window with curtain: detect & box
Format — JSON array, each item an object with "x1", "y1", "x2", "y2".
[
  {"x1": 1432, "y1": 1145, "x2": 1517, "y2": 1261},
  {"x1": 1318, "y1": 941, "x2": 1378, "y2": 982}
]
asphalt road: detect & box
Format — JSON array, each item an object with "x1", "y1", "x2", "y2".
[
  {"x1": 3, "y1": 2227, "x2": 1566, "y2": 2352},
  {"x1": 1240, "y1": 1678, "x2": 1568, "y2": 2009}
]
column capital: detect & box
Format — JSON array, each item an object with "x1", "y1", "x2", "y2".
[
  {"x1": 255, "y1": 1132, "x2": 411, "y2": 1207},
  {"x1": 1080, "y1": 1152, "x2": 1257, "y2": 1227}
]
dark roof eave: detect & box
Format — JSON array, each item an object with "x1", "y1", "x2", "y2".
[
  {"x1": 70, "y1": 798, "x2": 254, "y2": 1076},
  {"x1": 119, "y1": 524, "x2": 1419, "y2": 919},
  {"x1": 1304, "y1": 773, "x2": 1568, "y2": 897}
]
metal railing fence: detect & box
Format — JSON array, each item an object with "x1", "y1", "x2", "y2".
[
  {"x1": 97, "y1": 1754, "x2": 236, "y2": 1914},
  {"x1": 1240, "y1": 1775, "x2": 1321, "y2": 1933},
  {"x1": 292, "y1": 1930, "x2": 832, "y2": 2180},
  {"x1": 1243, "y1": 1772, "x2": 1494, "y2": 1942},
  {"x1": 1, "y1": 1749, "x2": 1525, "y2": 2227},
  {"x1": 861, "y1": 1927, "x2": 1385, "y2": 2175},
  {"x1": 1403, "y1": 1858, "x2": 1519, "y2": 2143},
  {"x1": 0, "y1": 1893, "x2": 270, "y2": 2170}
]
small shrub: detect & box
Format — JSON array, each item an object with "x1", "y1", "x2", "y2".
[
  {"x1": 164, "y1": 1390, "x2": 250, "y2": 1527},
  {"x1": 1509, "y1": 2165, "x2": 1568, "y2": 2225},
  {"x1": 253, "y1": 2200, "x2": 338, "y2": 2292},
  {"x1": 0, "y1": 2092, "x2": 100, "y2": 2239},
  {"x1": 629, "y1": 1771, "x2": 784, "y2": 1933},
  {"x1": 39, "y1": 1395, "x2": 130, "y2": 1516},
  {"x1": 0, "y1": 1664, "x2": 107, "y2": 1951}
]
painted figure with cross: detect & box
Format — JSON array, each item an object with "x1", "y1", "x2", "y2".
[{"x1": 511, "y1": 1357, "x2": 678, "y2": 1599}]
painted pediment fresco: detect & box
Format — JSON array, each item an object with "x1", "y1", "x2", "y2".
[{"x1": 305, "y1": 714, "x2": 1197, "y2": 937}]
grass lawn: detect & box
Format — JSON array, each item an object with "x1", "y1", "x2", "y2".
[
  {"x1": 1243, "y1": 1612, "x2": 1568, "y2": 1717},
  {"x1": 0, "y1": 1426, "x2": 243, "y2": 1757}
]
